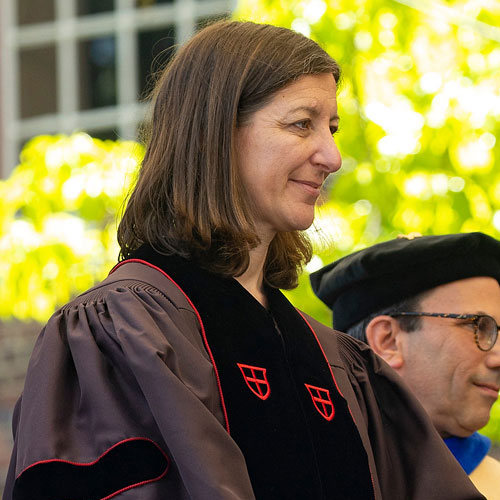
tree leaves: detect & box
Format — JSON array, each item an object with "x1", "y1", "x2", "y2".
[
  {"x1": 234, "y1": 0, "x2": 500, "y2": 443},
  {"x1": 0, "y1": 134, "x2": 143, "y2": 322}
]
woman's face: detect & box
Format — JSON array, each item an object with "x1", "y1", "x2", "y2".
[{"x1": 234, "y1": 73, "x2": 341, "y2": 240}]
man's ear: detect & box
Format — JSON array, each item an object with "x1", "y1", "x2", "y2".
[{"x1": 365, "y1": 315, "x2": 405, "y2": 370}]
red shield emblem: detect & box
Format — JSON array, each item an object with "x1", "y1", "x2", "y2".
[
  {"x1": 305, "y1": 384, "x2": 335, "y2": 421},
  {"x1": 237, "y1": 363, "x2": 270, "y2": 400}
]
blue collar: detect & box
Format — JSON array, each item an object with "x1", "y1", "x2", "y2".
[{"x1": 444, "y1": 432, "x2": 491, "y2": 474}]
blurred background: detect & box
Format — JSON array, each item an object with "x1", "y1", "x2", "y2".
[{"x1": 0, "y1": 0, "x2": 499, "y2": 492}]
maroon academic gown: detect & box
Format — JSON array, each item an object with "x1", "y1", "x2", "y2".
[{"x1": 3, "y1": 254, "x2": 484, "y2": 499}]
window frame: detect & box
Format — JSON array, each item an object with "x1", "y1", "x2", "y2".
[{"x1": 0, "y1": 0, "x2": 236, "y2": 177}]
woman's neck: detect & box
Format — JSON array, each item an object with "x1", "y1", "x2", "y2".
[{"x1": 234, "y1": 242, "x2": 270, "y2": 308}]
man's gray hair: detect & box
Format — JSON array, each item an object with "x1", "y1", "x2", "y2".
[{"x1": 345, "y1": 291, "x2": 431, "y2": 343}]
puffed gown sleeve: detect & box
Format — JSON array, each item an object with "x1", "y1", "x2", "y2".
[
  {"x1": 307, "y1": 314, "x2": 485, "y2": 500},
  {"x1": 3, "y1": 263, "x2": 255, "y2": 500}
]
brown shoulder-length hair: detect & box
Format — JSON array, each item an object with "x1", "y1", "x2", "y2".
[{"x1": 118, "y1": 20, "x2": 340, "y2": 289}]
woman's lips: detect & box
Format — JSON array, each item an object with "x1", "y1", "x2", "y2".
[{"x1": 290, "y1": 179, "x2": 322, "y2": 197}]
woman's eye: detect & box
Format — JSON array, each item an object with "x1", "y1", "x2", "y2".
[
  {"x1": 294, "y1": 120, "x2": 310, "y2": 130},
  {"x1": 330, "y1": 125, "x2": 339, "y2": 136}
]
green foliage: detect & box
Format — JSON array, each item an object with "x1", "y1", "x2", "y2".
[
  {"x1": 235, "y1": 0, "x2": 500, "y2": 443},
  {"x1": 0, "y1": 134, "x2": 143, "y2": 322},
  {"x1": 1, "y1": 0, "x2": 499, "y2": 442},
  {"x1": 235, "y1": 0, "x2": 500, "y2": 324}
]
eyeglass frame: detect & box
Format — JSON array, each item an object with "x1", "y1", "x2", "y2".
[{"x1": 387, "y1": 312, "x2": 500, "y2": 352}]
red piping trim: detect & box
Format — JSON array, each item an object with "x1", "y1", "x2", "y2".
[
  {"x1": 296, "y1": 311, "x2": 345, "y2": 397},
  {"x1": 111, "y1": 259, "x2": 231, "y2": 434},
  {"x1": 297, "y1": 310, "x2": 376, "y2": 498},
  {"x1": 16, "y1": 437, "x2": 170, "y2": 500}
]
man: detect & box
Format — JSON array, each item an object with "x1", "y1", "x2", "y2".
[{"x1": 311, "y1": 232, "x2": 500, "y2": 499}]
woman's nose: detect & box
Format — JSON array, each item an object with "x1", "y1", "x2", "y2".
[{"x1": 313, "y1": 131, "x2": 342, "y2": 173}]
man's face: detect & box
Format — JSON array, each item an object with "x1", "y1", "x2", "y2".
[{"x1": 398, "y1": 276, "x2": 500, "y2": 438}]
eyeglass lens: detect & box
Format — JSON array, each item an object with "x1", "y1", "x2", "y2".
[{"x1": 477, "y1": 316, "x2": 498, "y2": 350}]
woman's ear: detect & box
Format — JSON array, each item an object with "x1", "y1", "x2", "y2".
[{"x1": 365, "y1": 315, "x2": 405, "y2": 370}]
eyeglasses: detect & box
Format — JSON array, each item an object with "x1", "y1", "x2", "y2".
[{"x1": 388, "y1": 312, "x2": 500, "y2": 352}]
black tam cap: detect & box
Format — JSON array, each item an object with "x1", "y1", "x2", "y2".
[{"x1": 310, "y1": 232, "x2": 500, "y2": 332}]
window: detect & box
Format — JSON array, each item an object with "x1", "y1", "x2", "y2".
[
  {"x1": 79, "y1": 36, "x2": 117, "y2": 109},
  {"x1": 86, "y1": 128, "x2": 120, "y2": 141},
  {"x1": 136, "y1": 0, "x2": 174, "y2": 7},
  {"x1": 138, "y1": 25, "x2": 176, "y2": 99},
  {"x1": 19, "y1": 44, "x2": 58, "y2": 118},
  {"x1": 77, "y1": 0, "x2": 115, "y2": 16},
  {"x1": 17, "y1": 0, "x2": 55, "y2": 25},
  {"x1": 0, "y1": 0, "x2": 236, "y2": 178}
]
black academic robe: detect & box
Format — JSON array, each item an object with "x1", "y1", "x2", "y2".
[{"x1": 3, "y1": 256, "x2": 484, "y2": 500}]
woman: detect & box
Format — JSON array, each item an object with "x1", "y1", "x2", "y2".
[{"x1": 4, "y1": 21, "x2": 483, "y2": 500}]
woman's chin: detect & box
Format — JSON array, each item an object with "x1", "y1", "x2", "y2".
[{"x1": 285, "y1": 215, "x2": 315, "y2": 232}]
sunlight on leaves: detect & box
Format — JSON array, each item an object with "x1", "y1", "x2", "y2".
[{"x1": 234, "y1": 0, "x2": 500, "y2": 443}]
